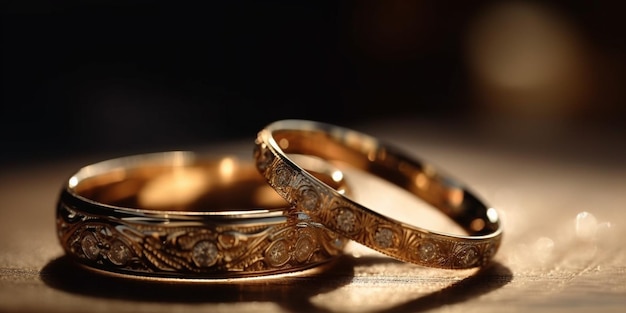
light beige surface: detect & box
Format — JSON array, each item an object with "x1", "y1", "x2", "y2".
[{"x1": 1, "y1": 118, "x2": 625, "y2": 313}]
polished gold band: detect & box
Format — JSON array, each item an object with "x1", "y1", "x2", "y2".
[
  {"x1": 56, "y1": 151, "x2": 348, "y2": 280},
  {"x1": 254, "y1": 120, "x2": 503, "y2": 269}
]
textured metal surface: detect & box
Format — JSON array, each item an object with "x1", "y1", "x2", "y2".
[{"x1": 1, "y1": 119, "x2": 625, "y2": 313}]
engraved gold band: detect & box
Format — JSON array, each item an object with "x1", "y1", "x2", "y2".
[
  {"x1": 254, "y1": 120, "x2": 503, "y2": 269},
  {"x1": 56, "y1": 151, "x2": 348, "y2": 280}
]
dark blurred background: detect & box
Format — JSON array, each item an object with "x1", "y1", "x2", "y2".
[{"x1": 2, "y1": 0, "x2": 625, "y2": 166}]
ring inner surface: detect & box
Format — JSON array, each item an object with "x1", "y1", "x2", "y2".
[{"x1": 74, "y1": 157, "x2": 346, "y2": 213}]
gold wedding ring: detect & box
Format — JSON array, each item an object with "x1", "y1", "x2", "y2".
[
  {"x1": 56, "y1": 151, "x2": 348, "y2": 280},
  {"x1": 254, "y1": 120, "x2": 503, "y2": 269}
]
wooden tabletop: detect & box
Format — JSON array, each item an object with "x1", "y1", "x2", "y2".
[{"x1": 1, "y1": 118, "x2": 624, "y2": 313}]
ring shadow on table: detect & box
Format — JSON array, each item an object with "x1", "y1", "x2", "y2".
[{"x1": 40, "y1": 254, "x2": 512, "y2": 313}]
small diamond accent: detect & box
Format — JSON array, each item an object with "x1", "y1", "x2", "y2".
[
  {"x1": 294, "y1": 236, "x2": 315, "y2": 262},
  {"x1": 374, "y1": 227, "x2": 394, "y2": 249},
  {"x1": 336, "y1": 208, "x2": 356, "y2": 233},
  {"x1": 108, "y1": 240, "x2": 131, "y2": 266},
  {"x1": 417, "y1": 241, "x2": 436, "y2": 262},
  {"x1": 274, "y1": 167, "x2": 293, "y2": 187},
  {"x1": 299, "y1": 187, "x2": 320, "y2": 211},
  {"x1": 80, "y1": 232, "x2": 100, "y2": 260},
  {"x1": 266, "y1": 239, "x2": 290, "y2": 267},
  {"x1": 457, "y1": 247, "x2": 479, "y2": 267},
  {"x1": 192, "y1": 240, "x2": 219, "y2": 267}
]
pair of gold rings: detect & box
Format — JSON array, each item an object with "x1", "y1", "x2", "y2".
[{"x1": 56, "y1": 119, "x2": 503, "y2": 281}]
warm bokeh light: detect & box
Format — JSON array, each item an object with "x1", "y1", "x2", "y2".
[
  {"x1": 218, "y1": 157, "x2": 236, "y2": 183},
  {"x1": 464, "y1": 1, "x2": 595, "y2": 129}
]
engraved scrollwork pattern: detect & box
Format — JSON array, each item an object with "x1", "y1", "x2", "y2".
[
  {"x1": 254, "y1": 137, "x2": 502, "y2": 269},
  {"x1": 56, "y1": 201, "x2": 346, "y2": 278}
]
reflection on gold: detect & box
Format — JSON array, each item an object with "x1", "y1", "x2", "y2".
[
  {"x1": 68, "y1": 176, "x2": 79, "y2": 188},
  {"x1": 251, "y1": 184, "x2": 289, "y2": 208},
  {"x1": 486, "y1": 207, "x2": 500, "y2": 224},
  {"x1": 138, "y1": 167, "x2": 209, "y2": 209},
  {"x1": 279, "y1": 138, "x2": 290, "y2": 150},
  {"x1": 447, "y1": 187, "x2": 464, "y2": 208},
  {"x1": 470, "y1": 218, "x2": 486, "y2": 232},
  {"x1": 414, "y1": 172, "x2": 429, "y2": 190},
  {"x1": 331, "y1": 170, "x2": 344, "y2": 190}
]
